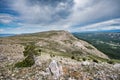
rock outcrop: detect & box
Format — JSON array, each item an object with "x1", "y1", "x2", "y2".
[{"x1": 48, "y1": 60, "x2": 63, "y2": 79}]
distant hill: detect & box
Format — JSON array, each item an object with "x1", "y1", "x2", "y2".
[
  {"x1": 0, "y1": 34, "x2": 16, "y2": 37},
  {"x1": 73, "y1": 32, "x2": 120, "y2": 59}
]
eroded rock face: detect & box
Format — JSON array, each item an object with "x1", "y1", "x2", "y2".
[{"x1": 48, "y1": 60, "x2": 63, "y2": 79}]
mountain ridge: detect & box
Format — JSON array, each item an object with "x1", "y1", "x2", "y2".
[{"x1": 0, "y1": 30, "x2": 108, "y2": 59}]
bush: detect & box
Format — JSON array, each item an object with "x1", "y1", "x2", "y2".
[
  {"x1": 50, "y1": 54, "x2": 55, "y2": 57},
  {"x1": 71, "y1": 56, "x2": 75, "y2": 59},
  {"x1": 93, "y1": 59, "x2": 99, "y2": 63},
  {"x1": 24, "y1": 44, "x2": 42, "y2": 56},
  {"x1": 82, "y1": 58, "x2": 86, "y2": 61},
  {"x1": 23, "y1": 44, "x2": 36, "y2": 56},
  {"x1": 15, "y1": 44, "x2": 40, "y2": 67},
  {"x1": 15, "y1": 54, "x2": 35, "y2": 67},
  {"x1": 107, "y1": 60, "x2": 114, "y2": 64}
]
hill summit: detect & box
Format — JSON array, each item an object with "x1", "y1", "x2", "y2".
[{"x1": 35, "y1": 30, "x2": 108, "y2": 59}]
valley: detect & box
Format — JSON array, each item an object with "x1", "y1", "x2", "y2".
[{"x1": 73, "y1": 32, "x2": 120, "y2": 60}]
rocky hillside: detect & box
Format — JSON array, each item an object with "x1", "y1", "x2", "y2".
[
  {"x1": 1, "y1": 30, "x2": 120, "y2": 80},
  {"x1": 0, "y1": 53, "x2": 120, "y2": 80},
  {"x1": 0, "y1": 30, "x2": 108, "y2": 59}
]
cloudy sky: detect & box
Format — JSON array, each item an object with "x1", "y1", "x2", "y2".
[{"x1": 0, "y1": 0, "x2": 120, "y2": 34}]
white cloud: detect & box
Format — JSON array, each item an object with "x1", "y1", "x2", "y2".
[
  {"x1": 67, "y1": 0, "x2": 120, "y2": 26},
  {"x1": 11, "y1": 0, "x2": 52, "y2": 24},
  {"x1": 0, "y1": 29, "x2": 4, "y2": 32},
  {"x1": 0, "y1": 14, "x2": 14, "y2": 24},
  {"x1": 11, "y1": 0, "x2": 71, "y2": 24},
  {"x1": 77, "y1": 18, "x2": 120, "y2": 32},
  {"x1": 2, "y1": 0, "x2": 119, "y2": 33}
]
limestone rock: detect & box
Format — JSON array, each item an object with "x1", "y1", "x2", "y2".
[
  {"x1": 48, "y1": 60, "x2": 63, "y2": 79},
  {"x1": 81, "y1": 61, "x2": 90, "y2": 66},
  {"x1": 34, "y1": 56, "x2": 42, "y2": 66}
]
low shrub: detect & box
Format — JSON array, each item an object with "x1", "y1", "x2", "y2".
[
  {"x1": 107, "y1": 60, "x2": 114, "y2": 64},
  {"x1": 82, "y1": 58, "x2": 86, "y2": 61},
  {"x1": 15, "y1": 54, "x2": 35, "y2": 67},
  {"x1": 71, "y1": 56, "x2": 75, "y2": 59},
  {"x1": 50, "y1": 54, "x2": 55, "y2": 57},
  {"x1": 93, "y1": 59, "x2": 99, "y2": 63},
  {"x1": 15, "y1": 44, "x2": 40, "y2": 67}
]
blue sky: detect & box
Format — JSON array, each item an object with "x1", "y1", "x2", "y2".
[{"x1": 0, "y1": 0, "x2": 120, "y2": 34}]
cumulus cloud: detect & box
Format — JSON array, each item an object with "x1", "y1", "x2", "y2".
[
  {"x1": 11, "y1": 0, "x2": 72, "y2": 24},
  {"x1": 1, "y1": 0, "x2": 120, "y2": 33}
]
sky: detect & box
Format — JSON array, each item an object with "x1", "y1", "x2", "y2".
[{"x1": 0, "y1": 0, "x2": 120, "y2": 34}]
